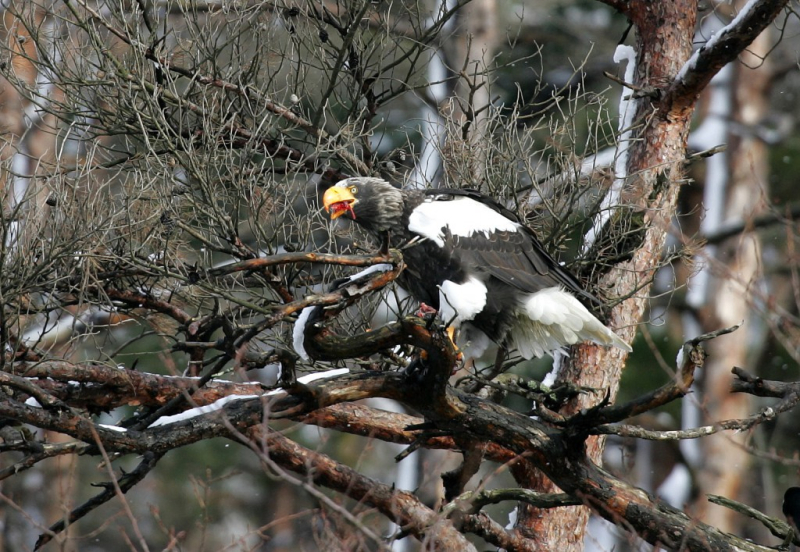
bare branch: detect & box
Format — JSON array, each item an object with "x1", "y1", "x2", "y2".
[
  {"x1": 243, "y1": 425, "x2": 477, "y2": 550},
  {"x1": 34, "y1": 452, "x2": 163, "y2": 550}
]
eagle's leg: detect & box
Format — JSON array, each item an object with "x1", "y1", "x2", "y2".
[
  {"x1": 379, "y1": 231, "x2": 390, "y2": 255},
  {"x1": 446, "y1": 327, "x2": 465, "y2": 369},
  {"x1": 413, "y1": 304, "x2": 463, "y2": 371}
]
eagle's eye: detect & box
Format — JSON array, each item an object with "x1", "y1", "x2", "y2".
[{"x1": 349, "y1": 186, "x2": 358, "y2": 194}]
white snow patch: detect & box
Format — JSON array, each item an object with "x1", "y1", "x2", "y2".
[
  {"x1": 676, "y1": 0, "x2": 761, "y2": 85},
  {"x1": 296, "y1": 367, "x2": 350, "y2": 384},
  {"x1": 675, "y1": 346, "x2": 685, "y2": 368},
  {"x1": 505, "y1": 505, "x2": 518, "y2": 530},
  {"x1": 148, "y1": 394, "x2": 261, "y2": 427},
  {"x1": 409, "y1": 196, "x2": 520, "y2": 247},
  {"x1": 262, "y1": 368, "x2": 352, "y2": 398},
  {"x1": 25, "y1": 397, "x2": 42, "y2": 408},
  {"x1": 293, "y1": 307, "x2": 315, "y2": 361},
  {"x1": 542, "y1": 351, "x2": 566, "y2": 387},
  {"x1": 583, "y1": 45, "x2": 637, "y2": 252},
  {"x1": 657, "y1": 463, "x2": 692, "y2": 508},
  {"x1": 98, "y1": 424, "x2": 127, "y2": 433},
  {"x1": 359, "y1": 263, "x2": 393, "y2": 277},
  {"x1": 293, "y1": 264, "x2": 393, "y2": 360},
  {"x1": 148, "y1": 369, "x2": 351, "y2": 429}
]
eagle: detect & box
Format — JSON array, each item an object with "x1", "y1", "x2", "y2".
[{"x1": 320, "y1": 177, "x2": 630, "y2": 360}]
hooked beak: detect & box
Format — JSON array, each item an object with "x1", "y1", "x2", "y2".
[{"x1": 322, "y1": 186, "x2": 357, "y2": 220}]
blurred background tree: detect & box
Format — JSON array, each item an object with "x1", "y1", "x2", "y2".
[{"x1": 0, "y1": 0, "x2": 798, "y2": 550}]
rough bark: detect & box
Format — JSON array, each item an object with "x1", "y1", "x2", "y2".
[
  {"x1": 515, "y1": 1, "x2": 699, "y2": 548},
  {"x1": 0, "y1": 0, "x2": 793, "y2": 549},
  {"x1": 7, "y1": 349, "x2": 789, "y2": 551},
  {"x1": 244, "y1": 426, "x2": 479, "y2": 551}
]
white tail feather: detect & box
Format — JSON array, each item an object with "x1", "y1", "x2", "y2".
[{"x1": 510, "y1": 287, "x2": 631, "y2": 360}]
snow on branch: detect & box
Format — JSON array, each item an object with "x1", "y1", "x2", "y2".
[
  {"x1": 665, "y1": 0, "x2": 789, "y2": 115},
  {"x1": 583, "y1": 45, "x2": 637, "y2": 253},
  {"x1": 148, "y1": 368, "x2": 350, "y2": 428}
]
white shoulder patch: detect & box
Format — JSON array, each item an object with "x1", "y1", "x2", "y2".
[{"x1": 408, "y1": 196, "x2": 520, "y2": 247}]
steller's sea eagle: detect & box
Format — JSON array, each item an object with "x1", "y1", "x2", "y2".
[{"x1": 321, "y1": 177, "x2": 631, "y2": 360}]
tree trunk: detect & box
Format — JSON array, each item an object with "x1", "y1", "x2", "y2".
[{"x1": 513, "y1": 2, "x2": 699, "y2": 548}]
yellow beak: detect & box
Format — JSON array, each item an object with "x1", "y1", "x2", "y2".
[{"x1": 322, "y1": 186, "x2": 357, "y2": 220}]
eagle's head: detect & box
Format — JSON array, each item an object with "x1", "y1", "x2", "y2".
[{"x1": 322, "y1": 177, "x2": 405, "y2": 233}]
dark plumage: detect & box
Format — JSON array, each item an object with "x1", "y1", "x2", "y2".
[
  {"x1": 784, "y1": 487, "x2": 800, "y2": 534},
  {"x1": 321, "y1": 177, "x2": 630, "y2": 359}
]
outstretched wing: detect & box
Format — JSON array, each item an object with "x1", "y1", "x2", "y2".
[{"x1": 414, "y1": 189, "x2": 599, "y2": 304}]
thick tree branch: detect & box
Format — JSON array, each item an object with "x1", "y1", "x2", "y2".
[
  {"x1": 17, "y1": 361, "x2": 265, "y2": 411},
  {"x1": 584, "y1": 325, "x2": 740, "y2": 426},
  {"x1": 3, "y1": 342, "x2": 794, "y2": 552},
  {"x1": 458, "y1": 512, "x2": 540, "y2": 551},
  {"x1": 593, "y1": 405, "x2": 781, "y2": 440},
  {"x1": 3, "y1": 271, "x2": 794, "y2": 552},
  {"x1": 207, "y1": 250, "x2": 402, "y2": 277},
  {"x1": 732, "y1": 366, "x2": 800, "y2": 400},
  {"x1": 442, "y1": 488, "x2": 581, "y2": 517}
]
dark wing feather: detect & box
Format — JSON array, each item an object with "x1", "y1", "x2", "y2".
[
  {"x1": 450, "y1": 230, "x2": 599, "y2": 305},
  {"x1": 426, "y1": 188, "x2": 599, "y2": 305}
]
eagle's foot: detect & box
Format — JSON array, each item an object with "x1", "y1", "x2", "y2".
[
  {"x1": 446, "y1": 326, "x2": 464, "y2": 371},
  {"x1": 411, "y1": 304, "x2": 462, "y2": 373},
  {"x1": 417, "y1": 324, "x2": 462, "y2": 359},
  {"x1": 415, "y1": 302, "x2": 438, "y2": 317}
]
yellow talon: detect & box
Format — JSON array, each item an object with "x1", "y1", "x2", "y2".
[
  {"x1": 446, "y1": 326, "x2": 464, "y2": 364},
  {"x1": 419, "y1": 326, "x2": 462, "y2": 363}
]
